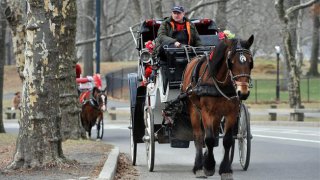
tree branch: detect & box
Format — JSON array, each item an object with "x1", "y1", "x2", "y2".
[
  {"x1": 76, "y1": 22, "x2": 140, "y2": 46},
  {"x1": 185, "y1": 0, "x2": 227, "y2": 15},
  {"x1": 275, "y1": 0, "x2": 286, "y2": 22},
  {"x1": 286, "y1": 0, "x2": 318, "y2": 16}
]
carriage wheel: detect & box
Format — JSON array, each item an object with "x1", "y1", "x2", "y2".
[
  {"x1": 144, "y1": 107, "x2": 155, "y2": 172},
  {"x1": 238, "y1": 104, "x2": 251, "y2": 170},
  {"x1": 130, "y1": 108, "x2": 137, "y2": 165},
  {"x1": 128, "y1": 73, "x2": 138, "y2": 165}
]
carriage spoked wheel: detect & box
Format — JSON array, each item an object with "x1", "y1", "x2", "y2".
[
  {"x1": 237, "y1": 103, "x2": 251, "y2": 170},
  {"x1": 144, "y1": 106, "x2": 155, "y2": 172},
  {"x1": 130, "y1": 108, "x2": 137, "y2": 165}
]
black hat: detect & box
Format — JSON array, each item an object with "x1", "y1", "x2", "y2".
[{"x1": 171, "y1": 5, "x2": 184, "y2": 13}]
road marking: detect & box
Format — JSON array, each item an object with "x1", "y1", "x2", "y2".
[
  {"x1": 252, "y1": 127, "x2": 320, "y2": 136},
  {"x1": 252, "y1": 130, "x2": 320, "y2": 136},
  {"x1": 254, "y1": 134, "x2": 320, "y2": 144}
]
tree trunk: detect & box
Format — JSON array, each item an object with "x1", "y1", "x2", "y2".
[
  {"x1": 285, "y1": 0, "x2": 301, "y2": 110},
  {"x1": 153, "y1": 0, "x2": 163, "y2": 19},
  {"x1": 78, "y1": 0, "x2": 94, "y2": 76},
  {"x1": 58, "y1": 0, "x2": 83, "y2": 140},
  {"x1": 215, "y1": 0, "x2": 227, "y2": 30},
  {"x1": 0, "y1": 0, "x2": 7, "y2": 133},
  {"x1": 7, "y1": 0, "x2": 66, "y2": 169},
  {"x1": 308, "y1": 4, "x2": 320, "y2": 76},
  {"x1": 275, "y1": 0, "x2": 317, "y2": 121},
  {"x1": 4, "y1": 0, "x2": 26, "y2": 79}
]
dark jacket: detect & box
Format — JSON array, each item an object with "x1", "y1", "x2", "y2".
[{"x1": 153, "y1": 17, "x2": 202, "y2": 57}]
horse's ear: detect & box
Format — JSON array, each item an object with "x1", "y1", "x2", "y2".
[
  {"x1": 244, "y1": 35, "x2": 254, "y2": 49},
  {"x1": 103, "y1": 87, "x2": 107, "y2": 95},
  {"x1": 92, "y1": 87, "x2": 98, "y2": 97}
]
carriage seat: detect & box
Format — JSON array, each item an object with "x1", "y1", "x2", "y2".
[
  {"x1": 159, "y1": 46, "x2": 214, "y2": 91},
  {"x1": 159, "y1": 48, "x2": 191, "y2": 90}
]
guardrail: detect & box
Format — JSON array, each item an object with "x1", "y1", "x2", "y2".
[{"x1": 267, "y1": 108, "x2": 320, "y2": 121}]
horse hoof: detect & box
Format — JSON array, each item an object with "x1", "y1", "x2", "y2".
[
  {"x1": 204, "y1": 168, "x2": 214, "y2": 176},
  {"x1": 96, "y1": 139, "x2": 101, "y2": 142},
  {"x1": 221, "y1": 173, "x2": 233, "y2": 180},
  {"x1": 195, "y1": 170, "x2": 207, "y2": 178}
]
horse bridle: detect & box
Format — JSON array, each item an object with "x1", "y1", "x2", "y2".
[
  {"x1": 226, "y1": 40, "x2": 253, "y2": 89},
  {"x1": 93, "y1": 93, "x2": 106, "y2": 112}
]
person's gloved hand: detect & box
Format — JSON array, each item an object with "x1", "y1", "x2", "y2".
[{"x1": 174, "y1": 41, "x2": 181, "y2": 47}]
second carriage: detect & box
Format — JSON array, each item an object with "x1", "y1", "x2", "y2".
[{"x1": 128, "y1": 18, "x2": 252, "y2": 172}]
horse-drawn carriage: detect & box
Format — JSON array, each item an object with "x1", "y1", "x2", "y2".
[{"x1": 128, "y1": 18, "x2": 253, "y2": 178}]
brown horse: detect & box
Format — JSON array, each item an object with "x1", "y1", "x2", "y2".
[
  {"x1": 80, "y1": 87, "x2": 107, "y2": 139},
  {"x1": 181, "y1": 35, "x2": 254, "y2": 179}
]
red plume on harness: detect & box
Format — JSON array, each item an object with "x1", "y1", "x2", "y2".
[
  {"x1": 145, "y1": 40, "x2": 155, "y2": 53},
  {"x1": 145, "y1": 65, "x2": 152, "y2": 78},
  {"x1": 209, "y1": 51, "x2": 215, "y2": 61},
  {"x1": 218, "y1": 31, "x2": 226, "y2": 40}
]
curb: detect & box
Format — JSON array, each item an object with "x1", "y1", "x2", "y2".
[{"x1": 97, "y1": 146, "x2": 120, "y2": 180}]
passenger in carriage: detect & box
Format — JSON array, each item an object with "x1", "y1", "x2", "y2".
[{"x1": 153, "y1": 5, "x2": 202, "y2": 61}]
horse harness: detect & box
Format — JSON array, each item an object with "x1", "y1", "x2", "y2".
[
  {"x1": 184, "y1": 40, "x2": 253, "y2": 101},
  {"x1": 84, "y1": 95, "x2": 104, "y2": 111}
]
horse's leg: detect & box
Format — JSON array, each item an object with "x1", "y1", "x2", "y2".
[
  {"x1": 87, "y1": 129, "x2": 91, "y2": 139},
  {"x1": 96, "y1": 115, "x2": 102, "y2": 139},
  {"x1": 202, "y1": 111, "x2": 217, "y2": 176},
  {"x1": 219, "y1": 114, "x2": 236, "y2": 180},
  {"x1": 189, "y1": 103, "x2": 204, "y2": 176}
]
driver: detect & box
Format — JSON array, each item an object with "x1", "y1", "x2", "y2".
[{"x1": 153, "y1": 5, "x2": 202, "y2": 60}]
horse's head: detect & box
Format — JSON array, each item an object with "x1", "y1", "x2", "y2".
[
  {"x1": 226, "y1": 35, "x2": 254, "y2": 100},
  {"x1": 92, "y1": 87, "x2": 107, "y2": 112},
  {"x1": 209, "y1": 35, "x2": 254, "y2": 100}
]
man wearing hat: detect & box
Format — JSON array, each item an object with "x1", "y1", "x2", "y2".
[{"x1": 153, "y1": 5, "x2": 202, "y2": 60}]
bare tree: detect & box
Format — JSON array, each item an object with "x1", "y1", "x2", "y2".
[
  {"x1": 275, "y1": 0, "x2": 317, "y2": 121},
  {"x1": 0, "y1": 0, "x2": 7, "y2": 133},
  {"x1": 6, "y1": 0, "x2": 70, "y2": 169},
  {"x1": 215, "y1": 0, "x2": 228, "y2": 30},
  {"x1": 4, "y1": 0, "x2": 26, "y2": 78},
  {"x1": 307, "y1": 2, "x2": 320, "y2": 76},
  {"x1": 77, "y1": 0, "x2": 94, "y2": 76},
  {"x1": 58, "y1": 0, "x2": 83, "y2": 140},
  {"x1": 152, "y1": 0, "x2": 163, "y2": 19}
]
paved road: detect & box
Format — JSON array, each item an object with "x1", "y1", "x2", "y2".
[
  {"x1": 96, "y1": 113, "x2": 320, "y2": 180},
  {"x1": 4, "y1": 118, "x2": 320, "y2": 180},
  {"x1": 4, "y1": 99, "x2": 320, "y2": 180}
]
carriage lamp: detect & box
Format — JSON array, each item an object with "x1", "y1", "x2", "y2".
[
  {"x1": 140, "y1": 49, "x2": 152, "y2": 63},
  {"x1": 275, "y1": 46, "x2": 281, "y2": 101}
]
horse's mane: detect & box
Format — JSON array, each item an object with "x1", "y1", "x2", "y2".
[
  {"x1": 208, "y1": 40, "x2": 228, "y2": 77},
  {"x1": 208, "y1": 38, "x2": 250, "y2": 77}
]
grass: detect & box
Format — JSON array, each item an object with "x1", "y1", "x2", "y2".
[{"x1": 247, "y1": 77, "x2": 320, "y2": 103}]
